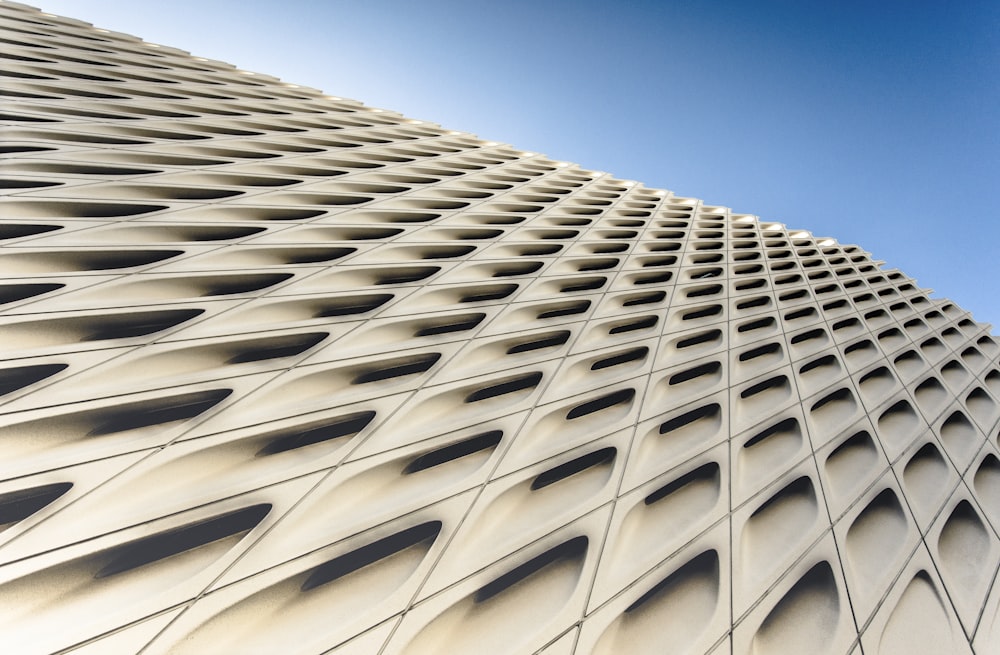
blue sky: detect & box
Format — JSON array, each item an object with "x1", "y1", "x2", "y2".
[{"x1": 37, "y1": 0, "x2": 1000, "y2": 328}]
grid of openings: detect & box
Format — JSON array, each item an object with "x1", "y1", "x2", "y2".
[{"x1": 1, "y1": 2, "x2": 999, "y2": 654}]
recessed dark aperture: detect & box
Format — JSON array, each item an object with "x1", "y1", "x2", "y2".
[
  {"x1": 474, "y1": 536, "x2": 588, "y2": 603},
  {"x1": 0, "y1": 282, "x2": 64, "y2": 305},
  {"x1": 83, "y1": 308, "x2": 205, "y2": 341},
  {"x1": 531, "y1": 447, "x2": 616, "y2": 490},
  {"x1": 201, "y1": 273, "x2": 293, "y2": 296},
  {"x1": 659, "y1": 403, "x2": 720, "y2": 435},
  {"x1": 669, "y1": 361, "x2": 721, "y2": 385},
  {"x1": 95, "y1": 504, "x2": 271, "y2": 578},
  {"x1": 537, "y1": 300, "x2": 590, "y2": 319},
  {"x1": 465, "y1": 372, "x2": 543, "y2": 403},
  {"x1": 0, "y1": 482, "x2": 72, "y2": 527},
  {"x1": 374, "y1": 266, "x2": 440, "y2": 285},
  {"x1": 19, "y1": 249, "x2": 185, "y2": 271},
  {"x1": 86, "y1": 388, "x2": 232, "y2": 436},
  {"x1": 351, "y1": 353, "x2": 441, "y2": 384},
  {"x1": 414, "y1": 313, "x2": 486, "y2": 337},
  {"x1": 0, "y1": 362, "x2": 67, "y2": 397},
  {"x1": 566, "y1": 388, "x2": 635, "y2": 420},
  {"x1": 225, "y1": 332, "x2": 327, "y2": 364},
  {"x1": 644, "y1": 462, "x2": 720, "y2": 505},
  {"x1": 301, "y1": 521, "x2": 441, "y2": 592},
  {"x1": 313, "y1": 293, "x2": 394, "y2": 317},
  {"x1": 404, "y1": 430, "x2": 503, "y2": 474},
  {"x1": 507, "y1": 331, "x2": 571, "y2": 355},
  {"x1": 459, "y1": 284, "x2": 518, "y2": 303},
  {"x1": 257, "y1": 411, "x2": 375, "y2": 456},
  {"x1": 591, "y1": 346, "x2": 648, "y2": 370},
  {"x1": 0, "y1": 223, "x2": 61, "y2": 240},
  {"x1": 609, "y1": 315, "x2": 658, "y2": 334}
]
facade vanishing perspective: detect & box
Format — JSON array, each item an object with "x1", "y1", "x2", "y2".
[{"x1": 1, "y1": 2, "x2": 999, "y2": 654}]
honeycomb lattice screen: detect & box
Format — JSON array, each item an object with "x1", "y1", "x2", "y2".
[{"x1": 1, "y1": 2, "x2": 999, "y2": 654}]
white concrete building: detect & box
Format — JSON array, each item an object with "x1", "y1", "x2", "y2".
[{"x1": 1, "y1": 2, "x2": 998, "y2": 653}]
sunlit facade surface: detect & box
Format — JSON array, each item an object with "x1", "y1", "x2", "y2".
[{"x1": 1, "y1": 3, "x2": 999, "y2": 654}]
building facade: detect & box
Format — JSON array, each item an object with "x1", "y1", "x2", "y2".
[{"x1": 1, "y1": 2, "x2": 999, "y2": 653}]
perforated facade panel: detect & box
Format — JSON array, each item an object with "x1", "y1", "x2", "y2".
[{"x1": 1, "y1": 3, "x2": 999, "y2": 654}]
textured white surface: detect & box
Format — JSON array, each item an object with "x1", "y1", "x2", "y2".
[{"x1": 0, "y1": 2, "x2": 998, "y2": 653}]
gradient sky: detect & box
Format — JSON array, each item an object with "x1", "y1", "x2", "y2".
[{"x1": 36, "y1": 0, "x2": 1000, "y2": 328}]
